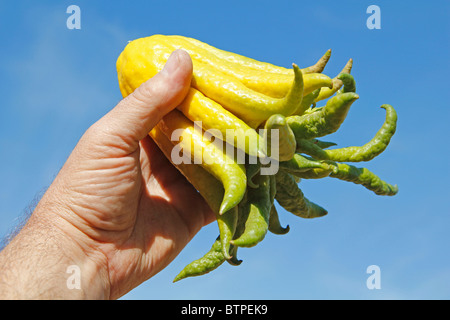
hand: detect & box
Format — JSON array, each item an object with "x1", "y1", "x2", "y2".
[{"x1": 0, "y1": 49, "x2": 215, "y2": 300}]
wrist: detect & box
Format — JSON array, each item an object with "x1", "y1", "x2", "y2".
[{"x1": 0, "y1": 200, "x2": 111, "y2": 299}]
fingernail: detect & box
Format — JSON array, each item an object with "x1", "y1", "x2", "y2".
[{"x1": 161, "y1": 50, "x2": 181, "y2": 75}]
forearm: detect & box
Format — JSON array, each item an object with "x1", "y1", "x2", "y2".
[{"x1": 0, "y1": 201, "x2": 109, "y2": 299}]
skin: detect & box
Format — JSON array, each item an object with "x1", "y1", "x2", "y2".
[{"x1": 0, "y1": 50, "x2": 216, "y2": 300}]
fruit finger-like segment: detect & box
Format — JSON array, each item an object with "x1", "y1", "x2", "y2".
[
  {"x1": 149, "y1": 125, "x2": 224, "y2": 214},
  {"x1": 216, "y1": 206, "x2": 238, "y2": 260},
  {"x1": 177, "y1": 35, "x2": 331, "y2": 75},
  {"x1": 150, "y1": 126, "x2": 238, "y2": 257},
  {"x1": 298, "y1": 73, "x2": 333, "y2": 98},
  {"x1": 289, "y1": 167, "x2": 334, "y2": 179},
  {"x1": 227, "y1": 193, "x2": 251, "y2": 264},
  {"x1": 275, "y1": 170, "x2": 327, "y2": 219},
  {"x1": 298, "y1": 105, "x2": 397, "y2": 162},
  {"x1": 325, "y1": 104, "x2": 397, "y2": 162},
  {"x1": 262, "y1": 114, "x2": 296, "y2": 161},
  {"x1": 177, "y1": 88, "x2": 263, "y2": 158},
  {"x1": 314, "y1": 58, "x2": 353, "y2": 103},
  {"x1": 268, "y1": 205, "x2": 290, "y2": 235},
  {"x1": 236, "y1": 72, "x2": 331, "y2": 99},
  {"x1": 164, "y1": 35, "x2": 332, "y2": 98},
  {"x1": 269, "y1": 174, "x2": 277, "y2": 204},
  {"x1": 246, "y1": 163, "x2": 262, "y2": 188},
  {"x1": 192, "y1": 62, "x2": 304, "y2": 128},
  {"x1": 173, "y1": 236, "x2": 225, "y2": 282},
  {"x1": 158, "y1": 110, "x2": 247, "y2": 214},
  {"x1": 309, "y1": 139, "x2": 337, "y2": 149},
  {"x1": 279, "y1": 153, "x2": 330, "y2": 174},
  {"x1": 231, "y1": 174, "x2": 272, "y2": 247},
  {"x1": 267, "y1": 174, "x2": 290, "y2": 234},
  {"x1": 337, "y1": 73, "x2": 356, "y2": 94},
  {"x1": 226, "y1": 244, "x2": 242, "y2": 266},
  {"x1": 116, "y1": 37, "x2": 169, "y2": 97},
  {"x1": 231, "y1": 201, "x2": 268, "y2": 248},
  {"x1": 172, "y1": 34, "x2": 292, "y2": 74},
  {"x1": 288, "y1": 92, "x2": 360, "y2": 141},
  {"x1": 291, "y1": 89, "x2": 320, "y2": 116},
  {"x1": 234, "y1": 192, "x2": 251, "y2": 239},
  {"x1": 329, "y1": 163, "x2": 398, "y2": 196},
  {"x1": 302, "y1": 49, "x2": 332, "y2": 74},
  {"x1": 296, "y1": 139, "x2": 330, "y2": 159}
]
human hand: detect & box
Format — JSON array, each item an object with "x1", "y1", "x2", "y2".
[{"x1": 0, "y1": 49, "x2": 215, "y2": 299}]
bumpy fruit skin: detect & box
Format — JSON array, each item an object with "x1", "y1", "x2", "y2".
[
  {"x1": 295, "y1": 105, "x2": 397, "y2": 163},
  {"x1": 173, "y1": 237, "x2": 226, "y2": 282},
  {"x1": 287, "y1": 92, "x2": 360, "y2": 141},
  {"x1": 329, "y1": 163, "x2": 398, "y2": 196}
]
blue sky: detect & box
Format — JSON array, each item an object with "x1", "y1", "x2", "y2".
[{"x1": 0, "y1": 0, "x2": 449, "y2": 299}]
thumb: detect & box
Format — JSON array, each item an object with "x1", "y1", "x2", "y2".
[{"x1": 95, "y1": 49, "x2": 193, "y2": 152}]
